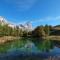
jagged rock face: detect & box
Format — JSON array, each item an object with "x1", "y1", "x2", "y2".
[
  {"x1": 0, "y1": 16, "x2": 8, "y2": 25},
  {"x1": 25, "y1": 22, "x2": 32, "y2": 31},
  {"x1": 0, "y1": 16, "x2": 16, "y2": 28},
  {"x1": 8, "y1": 24, "x2": 16, "y2": 28},
  {"x1": 0, "y1": 16, "x2": 32, "y2": 31},
  {"x1": 19, "y1": 22, "x2": 32, "y2": 32}
]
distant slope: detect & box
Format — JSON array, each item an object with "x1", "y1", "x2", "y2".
[{"x1": 50, "y1": 25, "x2": 60, "y2": 35}]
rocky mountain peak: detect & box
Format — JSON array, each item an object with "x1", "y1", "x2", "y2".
[
  {"x1": 0, "y1": 16, "x2": 8, "y2": 25},
  {"x1": 0, "y1": 16, "x2": 32, "y2": 31}
]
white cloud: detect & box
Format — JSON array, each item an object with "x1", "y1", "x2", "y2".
[
  {"x1": 5, "y1": 0, "x2": 37, "y2": 11},
  {"x1": 14, "y1": 16, "x2": 60, "y2": 25},
  {"x1": 55, "y1": 16, "x2": 60, "y2": 20},
  {"x1": 31, "y1": 16, "x2": 60, "y2": 23}
]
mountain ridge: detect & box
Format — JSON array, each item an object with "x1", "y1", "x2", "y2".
[{"x1": 0, "y1": 16, "x2": 32, "y2": 31}]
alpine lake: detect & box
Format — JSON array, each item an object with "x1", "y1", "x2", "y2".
[{"x1": 0, "y1": 37, "x2": 60, "y2": 60}]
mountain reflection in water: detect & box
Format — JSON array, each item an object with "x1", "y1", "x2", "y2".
[{"x1": 0, "y1": 39, "x2": 60, "y2": 60}]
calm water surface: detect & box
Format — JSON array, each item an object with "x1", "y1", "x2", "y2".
[{"x1": 0, "y1": 38, "x2": 60, "y2": 60}]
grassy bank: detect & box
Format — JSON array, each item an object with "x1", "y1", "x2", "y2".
[{"x1": 43, "y1": 36, "x2": 60, "y2": 41}]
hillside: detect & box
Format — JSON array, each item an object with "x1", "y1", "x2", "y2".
[{"x1": 50, "y1": 25, "x2": 60, "y2": 35}]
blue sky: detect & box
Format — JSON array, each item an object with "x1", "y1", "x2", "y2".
[{"x1": 0, "y1": 0, "x2": 60, "y2": 27}]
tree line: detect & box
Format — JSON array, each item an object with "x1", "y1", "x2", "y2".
[
  {"x1": 32, "y1": 25, "x2": 52, "y2": 38},
  {"x1": 0, "y1": 24, "x2": 52, "y2": 38}
]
